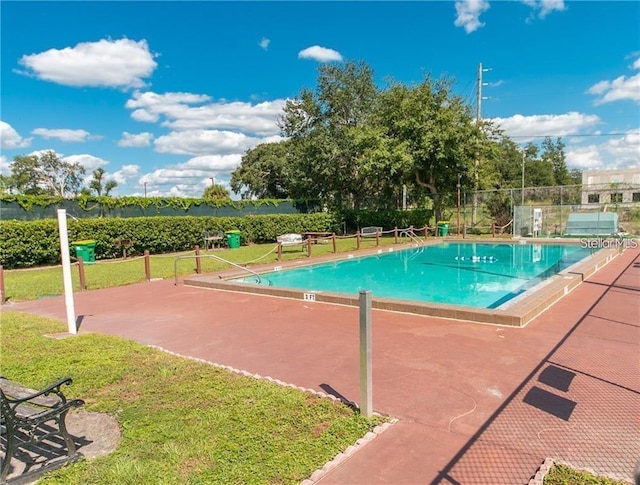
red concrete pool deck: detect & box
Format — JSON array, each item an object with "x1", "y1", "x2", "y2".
[{"x1": 3, "y1": 247, "x2": 639, "y2": 484}]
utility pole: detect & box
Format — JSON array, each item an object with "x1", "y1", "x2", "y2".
[
  {"x1": 477, "y1": 63, "x2": 483, "y2": 124},
  {"x1": 473, "y1": 63, "x2": 489, "y2": 225}
]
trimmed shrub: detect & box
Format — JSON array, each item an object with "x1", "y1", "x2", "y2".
[{"x1": 0, "y1": 213, "x2": 333, "y2": 269}]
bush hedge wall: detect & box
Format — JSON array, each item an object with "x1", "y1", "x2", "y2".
[
  {"x1": 0, "y1": 209, "x2": 432, "y2": 269},
  {"x1": 0, "y1": 213, "x2": 334, "y2": 269},
  {"x1": 337, "y1": 208, "x2": 433, "y2": 233}
]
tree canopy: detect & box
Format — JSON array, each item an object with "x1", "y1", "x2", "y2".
[
  {"x1": 231, "y1": 61, "x2": 489, "y2": 218},
  {"x1": 5, "y1": 151, "x2": 85, "y2": 197}
]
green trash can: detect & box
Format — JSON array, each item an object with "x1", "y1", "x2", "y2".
[
  {"x1": 71, "y1": 239, "x2": 96, "y2": 263},
  {"x1": 225, "y1": 230, "x2": 241, "y2": 249},
  {"x1": 437, "y1": 222, "x2": 449, "y2": 237}
]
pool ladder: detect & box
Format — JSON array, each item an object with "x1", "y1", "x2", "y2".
[
  {"x1": 174, "y1": 253, "x2": 262, "y2": 285},
  {"x1": 399, "y1": 229, "x2": 425, "y2": 247}
]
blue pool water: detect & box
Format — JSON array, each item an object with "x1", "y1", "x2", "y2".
[{"x1": 233, "y1": 242, "x2": 595, "y2": 309}]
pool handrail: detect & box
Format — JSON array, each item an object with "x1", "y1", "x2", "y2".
[
  {"x1": 399, "y1": 229, "x2": 425, "y2": 246},
  {"x1": 174, "y1": 254, "x2": 262, "y2": 285}
]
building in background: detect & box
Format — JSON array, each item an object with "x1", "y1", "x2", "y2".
[{"x1": 581, "y1": 168, "x2": 640, "y2": 206}]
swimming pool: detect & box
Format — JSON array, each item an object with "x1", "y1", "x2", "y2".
[
  {"x1": 231, "y1": 242, "x2": 595, "y2": 309},
  {"x1": 185, "y1": 240, "x2": 617, "y2": 326}
]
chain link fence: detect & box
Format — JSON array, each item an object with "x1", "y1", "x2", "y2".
[{"x1": 417, "y1": 183, "x2": 640, "y2": 237}]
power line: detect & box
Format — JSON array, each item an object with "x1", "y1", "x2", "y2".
[{"x1": 509, "y1": 132, "x2": 637, "y2": 139}]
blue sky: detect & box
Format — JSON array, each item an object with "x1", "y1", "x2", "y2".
[{"x1": 1, "y1": 1, "x2": 639, "y2": 198}]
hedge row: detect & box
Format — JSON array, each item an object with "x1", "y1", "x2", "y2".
[
  {"x1": 0, "y1": 213, "x2": 334, "y2": 269},
  {"x1": 0, "y1": 209, "x2": 433, "y2": 269}
]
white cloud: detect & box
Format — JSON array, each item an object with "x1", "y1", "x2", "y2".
[
  {"x1": 127, "y1": 91, "x2": 212, "y2": 110},
  {"x1": 259, "y1": 37, "x2": 270, "y2": 50},
  {"x1": 491, "y1": 112, "x2": 601, "y2": 142},
  {"x1": 17, "y1": 38, "x2": 157, "y2": 89},
  {"x1": 565, "y1": 144, "x2": 603, "y2": 170},
  {"x1": 62, "y1": 153, "x2": 108, "y2": 172},
  {"x1": 118, "y1": 132, "x2": 154, "y2": 147},
  {"x1": 298, "y1": 45, "x2": 343, "y2": 62},
  {"x1": 126, "y1": 91, "x2": 284, "y2": 136},
  {"x1": 32, "y1": 128, "x2": 91, "y2": 143},
  {"x1": 587, "y1": 73, "x2": 640, "y2": 105},
  {"x1": 1, "y1": 121, "x2": 32, "y2": 149},
  {"x1": 111, "y1": 164, "x2": 140, "y2": 185},
  {"x1": 130, "y1": 109, "x2": 160, "y2": 123},
  {"x1": 565, "y1": 130, "x2": 640, "y2": 170},
  {"x1": 633, "y1": 58, "x2": 640, "y2": 70},
  {"x1": 522, "y1": 0, "x2": 566, "y2": 19},
  {"x1": 454, "y1": 0, "x2": 490, "y2": 34},
  {"x1": 139, "y1": 154, "x2": 241, "y2": 195},
  {"x1": 597, "y1": 130, "x2": 640, "y2": 169},
  {"x1": 154, "y1": 129, "x2": 272, "y2": 156}
]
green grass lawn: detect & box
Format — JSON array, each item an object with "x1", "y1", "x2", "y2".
[
  {"x1": 3, "y1": 236, "x2": 398, "y2": 302},
  {"x1": 1, "y1": 311, "x2": 385, "y2": 484},
  {"x1": 544, "y1": 463, "x2": 629, "y2": 485}
]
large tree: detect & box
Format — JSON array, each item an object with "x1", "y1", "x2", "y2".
[
  {"x1": 7, "y1": 151, "x2": 85, "y2": 197},
  {"x1": 540, "y1": 137, "x2": 570, "y2": 186},
  {"x1": 230, "y1": 140, "x2": 298, "y2": 199},
  {"x1": 232, "y1": 61, "x2": 509, "y2": 216},
  {"x1": 376, "y1": 77, "x2": 483, "y2": 220},
  {"x1": 279, "y1": 60, "x2": 382, "y2": 210}
]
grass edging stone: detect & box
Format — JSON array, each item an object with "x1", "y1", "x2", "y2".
[{"x1": 149, "y1": 344, "x2": 398, "y2": 485}]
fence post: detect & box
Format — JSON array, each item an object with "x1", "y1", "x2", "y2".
[
  {"x1": 394, "y1": 227, "x2": 398, "y2": 244},
  {"x1": 277, "y1": 242, "x2": 282, "y2": 261},
  {"x1": 375, "y1": 230, "x2": 380, "y2": 247},
  {"x1": 195, "y1": 245, "x2": 202, "y2": 274},
  {"x1": 77, "y1": 257, "x2": 87, "y2": 291},
  {"x1": 356, "y1": 231, "x2": 361, "y2": 250},
  {"x1": 332, "y1": 233, "x2": 337, "y2": 253},
  {"x1": 307, "y1": 238, "x2": 312, "y2": 257},
  {"x1": 0, "y1": 265, "x2": 5, "y2": 304},
  {"x1": 144, "y1": 250, "x2": 151, "y2": 282},
  {"x1": 359, "y1": 290, "x2": 373, "y2": 418}
]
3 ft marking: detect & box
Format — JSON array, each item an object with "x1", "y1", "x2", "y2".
[{"x1": 303, "y1": 293, "x2": 316, "y2": 301}]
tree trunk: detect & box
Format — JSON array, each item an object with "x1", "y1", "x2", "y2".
[{"x1": 414, "y1": 171, "x2": 443, "y2": 222}]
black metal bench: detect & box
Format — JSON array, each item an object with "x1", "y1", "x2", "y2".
[{"x1": 0, "y1": 377, "x2": 85, "y2": 482}]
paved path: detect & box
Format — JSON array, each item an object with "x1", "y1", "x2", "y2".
[{"x1": 4, "y1": 247, "x2": 639, "y2": 484}]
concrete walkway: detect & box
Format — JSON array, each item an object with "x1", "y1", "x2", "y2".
[{"x1": 4, "y1": 247, "x2": 639, "y2": 484}]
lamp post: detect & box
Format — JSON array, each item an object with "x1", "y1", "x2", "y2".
[
  {"x1": 143, "y1": 182, "x2": 147, "y2": 198},
  {"x1": 210, "y1": 177, "x2": 215, "y2": 186},
  {"x1": 456, "y1": 174, "x2": 461, "y2": 236}
]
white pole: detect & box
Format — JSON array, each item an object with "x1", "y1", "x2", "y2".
[
  {"x1": 359, "y1": 290, "x2": 373, "y2": 417},
  {"x1": 57, "y1": 209, "x2": 77, "y2": 334}
]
